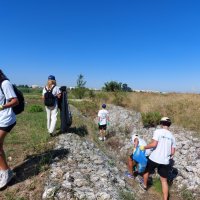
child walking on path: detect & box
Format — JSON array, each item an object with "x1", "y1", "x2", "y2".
[{"x1": 97, "y1": 104, "x2": 109, "y2": 141}]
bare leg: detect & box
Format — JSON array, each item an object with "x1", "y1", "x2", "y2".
[
  {"x1": 143, "y1": 171, "x2": 149, "y2": 188},
  {"x1": 0, "y1": 130, "x2": 9, "y2": 170},
  {"x1": 128, "y1": 157, "x2": 134, "y2": 175},
  {"x1": 160, "y1": 176, "x2": 168, "y2": 200}
]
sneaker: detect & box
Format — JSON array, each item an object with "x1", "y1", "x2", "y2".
[
  {"x1": 124, "y1": 171, "x2": 135, "y2": 179},
  {"x1": 0, "y1": 169, "x2": 14, "y2": 189},
  {"x1": 103, "y1": 137, "x2": 106, "y2": 141},
  {"x1": 139, "y1": 182, "x2": 147, "y2": 191}
]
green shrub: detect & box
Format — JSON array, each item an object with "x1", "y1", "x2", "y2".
[
  {"x1": 181, "y1": 188, "x2": 195, "y2": 200},
  {"x1": 28, "y1": 105, "x2": 43, "y2": 113},
  {"x1": 119, "y1": 190, "x2": 135, "y2": 200},
  {"x1": 141, "y1": 111, "x2": 162, "y2": 127}
]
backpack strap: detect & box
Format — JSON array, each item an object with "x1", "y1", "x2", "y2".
[{"x1": 0, "y1": 80, "x2": 7, "y2": 105}]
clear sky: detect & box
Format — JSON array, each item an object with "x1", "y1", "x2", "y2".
[{"x1": 0, "y1": 0, "x2": 200, "y2": 92}]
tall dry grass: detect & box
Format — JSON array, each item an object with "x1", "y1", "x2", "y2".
[
  {"x1": 126, "y1": 92, "x2": 200, "y2": 133},
  {"x1": 98, "y1": 91, "x2": 200, "y2": 134}
]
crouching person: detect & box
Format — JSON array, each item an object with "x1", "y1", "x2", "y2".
[{"x1": 126, "y1": 134, "x2": 150, "y2": 179}]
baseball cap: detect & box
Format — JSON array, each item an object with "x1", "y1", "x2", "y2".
[
  {"x1": 102, "y1": 104, "x2": 106, "y2": 108},
  {"x1": 160, "y1": 117, "x2": 171, "y2": 122},
  {"x1": 48, "y1": 75, "x2": 56, "y2": 80},
  {"x1": 160, "y1": 117, "x2": 171, "y2": 126}
]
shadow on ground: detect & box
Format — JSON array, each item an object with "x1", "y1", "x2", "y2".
[
  {"x1": 6, "y1": 148, "x2": 69, "y2": 188},
  {"x1": 65, "y1": 125, "x2": 88, "y2": 137}
]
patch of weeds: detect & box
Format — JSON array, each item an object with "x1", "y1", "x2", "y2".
[
  {"x1": 4, "y1": 192, "x2": 27, "y2": 200},
  {"x1": 152, "y1": 177, "x2": 162, "y2": 194},
  {"x1": 28, "y1": 104, "x2": 43, "y2": 113},
  {"x1": 119, "y1": 190, "x2": 135, "y2": 200},
  {"x1": 141, "y1": 111, "x2": 162, "y2": 127},
  {"x1": 108, "y1": 159, "x2": 115, "y2": 167},
  {"x1": 181, "y1": 188, "x2": 195, "y2": 200}
]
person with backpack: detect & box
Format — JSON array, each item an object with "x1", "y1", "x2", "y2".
[
  {"x1": 42, "y1": 75, "x2": 61, "y2": 136},
  {"x1": 97, "y1": 104, "x2": 110, "y2": 141},
  {"x1": 0, "y1": 69, "x2": 19, "y2": 188},
  {"x1": 139, "y1": 117, "x2": 176, "y2": 200}
]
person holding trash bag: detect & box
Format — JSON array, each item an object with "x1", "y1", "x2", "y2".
[
  {"x1": 139, "y1": 117, "x2": 176, "y2": 200},
  {"x1": 125, "y1": 134, "x2": 150, "y2": 179}
]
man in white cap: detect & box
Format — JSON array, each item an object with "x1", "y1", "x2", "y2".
[{"x1": 139, "y1": 117, "x2": 176, "y2": 200}]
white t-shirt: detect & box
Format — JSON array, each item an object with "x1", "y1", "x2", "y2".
[
  {"x1": 98, "y1": 109, "x2": 109, "y2": 125},
  {"x1": 149, "y1": 128, "x2": 176, "y2": 165},
  {"x1": 42, "y1": 85, "x2": 61, "y2": 106},
  {"x1": 0, "y1": 80, "x2": 16, "y2": 127}
]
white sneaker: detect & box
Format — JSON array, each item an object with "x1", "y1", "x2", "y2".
[
  {"x1": 98, "y1": 137, "x2": 103, "y2": 141},
  {"x1": 103, "y1": 137, "x2": 106, "y2": 141},
  {"x1": 0, "y1": 169, "x2": 14, "y2": 189}
]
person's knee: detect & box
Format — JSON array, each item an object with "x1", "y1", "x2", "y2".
[{"x1": 160, "y1": 176, "x2": 168, "y2": 184}]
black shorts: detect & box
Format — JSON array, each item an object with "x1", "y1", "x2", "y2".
[
  {"x1": 0, "y1": 122, "x2": 16, "y2": 133},
  {"x1": 99, "y1": 124, "x2": 107, "y2": 130},
  {"x1": 145, "y1": 158, "x2": 170, "y2": 178}
]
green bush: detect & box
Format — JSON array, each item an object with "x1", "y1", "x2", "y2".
[
  {"x1": 28, "y1": 105, "x2": 43, "y2": 113},
  {"x1": 141, "y1": 112, "x2": 162, "y2": 127},
  {"x1": 181, "y1": 188, "x2": 195, "y2": 200}
]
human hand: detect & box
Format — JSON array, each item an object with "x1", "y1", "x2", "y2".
[
  {"x1": 0, "y1": 105, "x2": 3, "y2": 111},
  {"x1": 140, "y1": 146, "x2": 145, "y2": 151}
]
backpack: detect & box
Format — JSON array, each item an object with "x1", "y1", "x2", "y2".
[
  {"x1": 44, "y1": 86, "x2": 56, "y2": 107},
  {"x1": 0, "y1": 81, "x2": 25, "y2": 115}
]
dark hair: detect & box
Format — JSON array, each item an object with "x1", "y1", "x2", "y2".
[
  {"x1": 102, "y1": 104, "x2": 106, "y2": 108},
  {"x1": 160, "y1": 121, "x2": 171, "y2": 127},
  {"x1": 0, "y1": 69, "x2": 9, "y2": 83}
]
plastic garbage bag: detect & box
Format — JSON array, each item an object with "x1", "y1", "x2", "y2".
[{"x1": 132, "y1": 147, "x2": 147, "y2": 173}]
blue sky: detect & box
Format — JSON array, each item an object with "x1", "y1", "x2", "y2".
[{"x1": 0, "y1": 0, "x2": 200, "y2": 92}]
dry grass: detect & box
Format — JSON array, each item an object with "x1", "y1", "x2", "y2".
[
  {"x1": 126, "y1": 92, "x2": 200, "y2": 133},
  {"x1": 95, "y1": 91, "x2": 200, "y2": 134}
]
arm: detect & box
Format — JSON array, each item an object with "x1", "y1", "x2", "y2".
[
  {"x1": 2, "y1": 97, "x2": 19, "y2": 109},
  {"x1": 170, "y1": 147, "x2": 176, "y2": 158},
  {"x1": 144, "y1": 139, "x2": 158, "y2": 150}
]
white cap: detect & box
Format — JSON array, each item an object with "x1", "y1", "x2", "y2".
[
  {"x1": 160, "y1": 117, "x2": 171, "y2": 122},
  {"x1": 131, "y1": 134, "x2": 139, "y2": 143}
]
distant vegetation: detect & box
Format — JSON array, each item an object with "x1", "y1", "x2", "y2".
[
  {"x1": 16, "y1": 78, "x2": 200, "y2": 134},
  {"x1": 102, "y1": 81, "x2": 132, "y2": 92}
]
